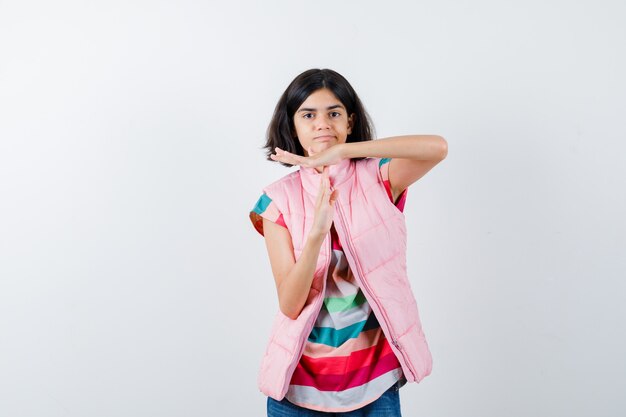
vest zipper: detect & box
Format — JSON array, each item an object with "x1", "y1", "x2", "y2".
[
  {"x1": 334, "y1": 203, "x2": 418, "y2": 381},
  {"x1": 281, "y1": 232, "x2": 332, "y2": 396}
]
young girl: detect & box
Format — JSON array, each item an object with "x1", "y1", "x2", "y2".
[{"x1": 250, "y1": 69, "x2": 447, "y2": 416}]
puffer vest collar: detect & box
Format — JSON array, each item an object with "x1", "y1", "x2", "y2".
[{"x1": 299, "y1": 158, "x2": 354, "y2": 195}]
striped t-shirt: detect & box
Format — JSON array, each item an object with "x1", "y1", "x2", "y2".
[{"x1": 251, "y1": 158, "x2": 407, "y2": 412}]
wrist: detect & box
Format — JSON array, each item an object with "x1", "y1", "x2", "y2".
[
  {"x1": 307, "y1": 229, "x2": 327, "y2": 244},
  {"x1": 338, "y1": 142, "x2": 354, "y2": 159}
]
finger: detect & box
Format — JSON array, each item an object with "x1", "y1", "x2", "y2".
[
  {"x1": 272, "y1": 149, "x2": 296, "y2": 165},
  {"x1": 315, "y1": 175, "x2": 331, "y2": 207},
  {"x1": 322, "y1": 167, "x2": 331, "y2": 194},
  {"x1": 321, "y1": 171, "x2": 332, "y2": 205},
  {"x1": 322, "y1": 166, "x2": 329, "y2": 181},
  {"x1": 270, "y1": 148, "x2": 283, "y2": 160},
  {"x1": 316, "y1": 173, "x2": 328, "y2": 205},
  {"x1": 276, "y1": 148, "x2": 309, "y2": 166}
]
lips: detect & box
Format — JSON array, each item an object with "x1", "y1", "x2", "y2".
[{"x1": 314, "y1": 135, "x2": 335, "y2": 141}]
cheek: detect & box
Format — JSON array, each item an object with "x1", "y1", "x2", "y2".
[{"x1": 293, "y1": 120, "x2": 309, "y2": 137}]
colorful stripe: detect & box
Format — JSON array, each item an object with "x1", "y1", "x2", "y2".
[
  {"x1": 291, "y1": 351, "x2": 401, "y2": 391},
  {"x1": 314, "y1": 298, "x2": 372, "y2": 330},
  {"x1": 308, "y1": 312, "x2": 380, "y2": 347},
  {"x1": 302, "y1": 328, "x2": 385, "y2": 359},
  {"x1": 250, "y1": 193, "x2": 286, "y2": 234},
  {"x1": 379, "y1": 158, "x2": 407, "y2": 211},
  {"x1": 322, "y1": 291, "x2": 366, "y2": 313},
  {"x1": 297, "y1": 337, "x2": 395, "y2": 376},
  {"x1": 252, "y1": 193, "x2": 272, "y2": 214},
  {"x1": 286, "y1": 369, "x2": 403, "y2": 412}
]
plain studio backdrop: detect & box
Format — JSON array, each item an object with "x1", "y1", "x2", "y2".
[{"x1": 1, "y1": 1, "x2": 624, "y2": 416}]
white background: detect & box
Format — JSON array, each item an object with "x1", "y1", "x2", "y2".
[{"x1": 1, "y1": 1, "x2": 625, "y2": 416}]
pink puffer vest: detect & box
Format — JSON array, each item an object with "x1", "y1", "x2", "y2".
[{"x1": 254, "y1": 158, "x2": 432, "y2": 400}]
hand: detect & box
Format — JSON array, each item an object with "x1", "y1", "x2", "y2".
[
  {"x1": 310, "y1": 166, "x2": 339, "y2": 237},
  {"x1": 270, "y1": 144, "x2": 346, "y2": 168}
]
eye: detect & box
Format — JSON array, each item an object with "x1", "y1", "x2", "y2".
[
  {"x1": 330, "y1": 111, "x2": 341, "y2": 118},
  {"x1": 302, "y1": 113, "x2": 314, "y2": 119}
]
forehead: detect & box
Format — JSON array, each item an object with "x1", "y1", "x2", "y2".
[{"x1": 298, "y1": 88, "x2": 345, "y2": 110}]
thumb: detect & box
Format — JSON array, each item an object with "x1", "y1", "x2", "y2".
[{"x1": 329, "y1": 189, "x2": 339, "y2": 206}]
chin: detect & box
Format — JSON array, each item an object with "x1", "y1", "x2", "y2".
[{"x1": 310, "y1": 142, "x2": 335, "y2": 154}]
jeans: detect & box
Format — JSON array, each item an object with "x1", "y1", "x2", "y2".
[{"x1": 267, "y1": 382, "x2": 402, "y2": 417}]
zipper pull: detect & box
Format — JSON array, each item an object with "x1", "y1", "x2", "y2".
[{"x1": 392, "y1": 339, "x2": 401, "y2": 350}]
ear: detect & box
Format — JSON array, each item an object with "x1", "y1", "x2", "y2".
[{"x1": 347, "y1": 114, "x2": 355, "y2": 135}]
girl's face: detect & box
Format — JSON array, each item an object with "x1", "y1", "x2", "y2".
[{"x1": 293, "y1": 88, "x2": 354, "y2": 156}]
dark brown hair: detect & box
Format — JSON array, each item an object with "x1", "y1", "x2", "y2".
[{"x1": 264, "y1": 69, "x2": 374, "y2": 167}]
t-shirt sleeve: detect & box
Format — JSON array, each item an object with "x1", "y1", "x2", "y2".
[
  {"x1": 250, "y1": 193, "x2": 287, "y2": 236},
  {"x1": 379, "y1": 158, "x2": 407, "y2": 212}
]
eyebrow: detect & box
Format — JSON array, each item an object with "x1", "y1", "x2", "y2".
[{"x1": 297, "y1": 104, "x2": 345, "y2": 113}]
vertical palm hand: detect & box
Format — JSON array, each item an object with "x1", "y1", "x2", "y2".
[{"x1": 311, "y1": 166, "x2": 339, "y2": 236}]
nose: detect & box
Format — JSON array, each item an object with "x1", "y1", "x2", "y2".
[{"x1": 315, "y1": 115, "x2": 331, "y2": 130}]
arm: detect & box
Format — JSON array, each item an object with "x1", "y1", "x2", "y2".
[
  {"x1": 342, "y1": 135, "x2": 448, "y2": 202},
  {"x1": 271, "y1": 135, "x2": 448, "y2": 202},
  {"x1": 262, "y1": 167, "x2": 338, "y2": 320}
]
